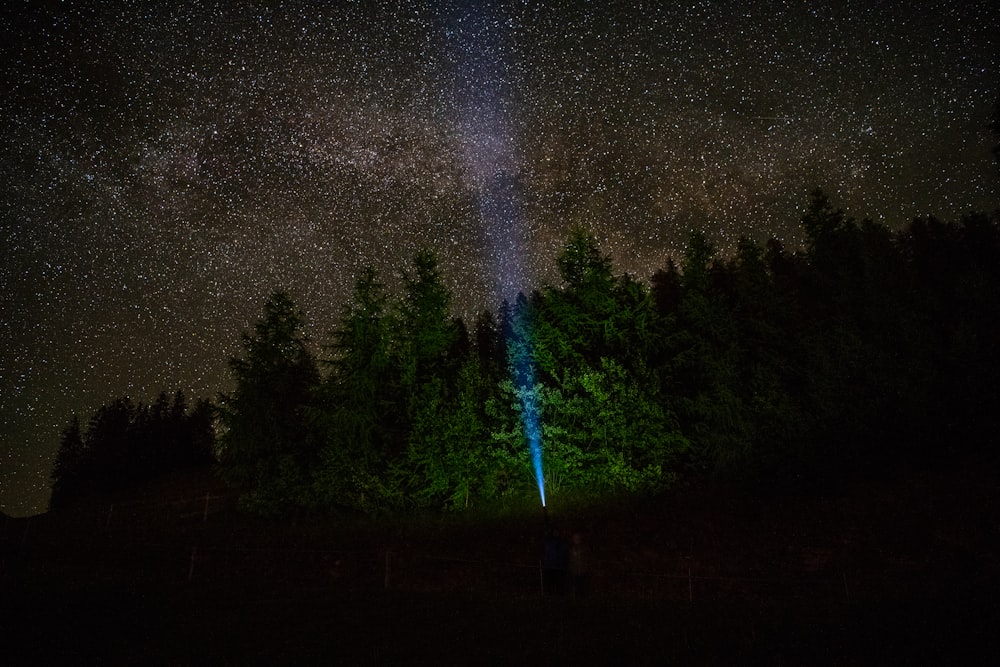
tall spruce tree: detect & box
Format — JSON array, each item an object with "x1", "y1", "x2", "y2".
[
  {"x1": 398, "y1": 249, "x2": 461, "y2": 394},
  {"x1": 218, "y1": 291, "x2": 319, "y2": 514},
  {"x1": 669, "y1": 230, "x2": 751, "y2": 474},
  {"x1": 489, "y1": 231, "x2": 688, "y2": 498},
  {"x1": 50, "y1": 415, "x2": 86, "y2": 509},
  {"x1": 395, "y1": 249, "x2": 472, "y2": 507},
  {"x1": 312, "y1": 267, "x2": 401, "y2": 513}
]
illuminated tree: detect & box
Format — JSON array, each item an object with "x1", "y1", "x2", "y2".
[
  {"x1": 488, "y1": 232, "x2": 688, "y2": 498},
  {"x1": 311, "y1": 267, "x2": 401, "y2": 513},
  {"x1": 394, "y1": 249, "x2": 475, "y2": 508},
  {"x1": 405, "y1": 357, "x2": 493, "y2": 509}
]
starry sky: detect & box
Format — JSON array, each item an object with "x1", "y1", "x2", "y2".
[{"x1": 2, "y1": 0, "x2": 997, "y2": 516}]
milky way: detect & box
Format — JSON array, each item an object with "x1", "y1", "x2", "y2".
[{"x1": 2, "y1": 1, "x2": 997, "y2": 515}]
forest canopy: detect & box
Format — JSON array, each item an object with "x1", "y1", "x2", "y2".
[{"x1": 52, "y1": 192, "x2": 1000, "y2": 515}]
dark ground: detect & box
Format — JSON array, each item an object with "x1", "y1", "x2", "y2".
[{"x1": 2, "y1": 458, "x2": 999, "y2": 665}]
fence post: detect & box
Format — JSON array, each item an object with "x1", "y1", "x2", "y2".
[
  {"x1": 842, "y1": 571, "x2": 851, "y2": 601},
  {"x1": 105, "y1": 503, "x2": 114, "y2": 530},
  {"x1": 203, "y1": 492, "x2": 211, "y2": 522},
  {"x1": 688, "y1": 568, "x2": 693, "y2": 602},
  {"x1": 384, "y1": 550, "x2": 392, "y2": 591}
]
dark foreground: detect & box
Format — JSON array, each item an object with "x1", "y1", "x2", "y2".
[
  {"x1": 4, "y1": 583, "x2": 998, "y2": 665},
  {"x1": 3, "y1": 460, "x2": 999, "y2": 665}
]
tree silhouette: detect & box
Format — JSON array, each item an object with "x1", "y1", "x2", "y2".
[
  {"x1": 50, "y1": 416, "x2": 86, "y2": 509},
  {"x1": 218, "y1": 291, "x2": 319, "y2": 514},
  {"x1": 50, "y1": 393, "x2": 216, "y2": 509}
]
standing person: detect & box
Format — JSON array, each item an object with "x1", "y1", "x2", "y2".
[
  {"x1": 542, "y1": 524, "x2": 568, "y2": 595},
  {"x1": 568, "y1": 532, "x2": 589, "y2": 597}
]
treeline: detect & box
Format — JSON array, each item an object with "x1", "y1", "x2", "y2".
[
  {"x1": 50, "y1": 391, "x2": 215, "y2": 509},
  {"x1": 48, "y1": 191, "x2": 1000, "y2": 515},
  {"x1": 212, "y1": 190, "x2": 1000, "y2": 515}
]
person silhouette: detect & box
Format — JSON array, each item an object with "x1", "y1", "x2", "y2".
[
  {"x1": 568, "y1": 531, "x2": 589, "y2": 597},
  {"x1": 542, "y1": 521, "x2": 569, "y2": 595}
]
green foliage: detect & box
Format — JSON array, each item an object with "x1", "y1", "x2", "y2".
[
  {"x1": 310, "y1": 268, "x2": 401, "y2": 513},
  {"x1": 393, "y1": 249, "x2": 476, "y2": 508},
  {"x1": 49, "y1": 193, "x2": 1000, "y2": 517},
  {"x1": 491, "y1": 277, "x2": 690, "y2": 500},
  {"x1": 398, "y1": 249, "x2": 462, "y2": 392},
  {"x1": 206, "y1": 202, "x2": 1000, "y2": 515},
  {"x1": 557, "y1": 228, "x2": 615, "y2": 291},
  {"x1": 547, "y1": 358, "x2": 687, "y2": 494},
  {"x1": 403, "y1": 361, "x2": 493, "y2": 510}
]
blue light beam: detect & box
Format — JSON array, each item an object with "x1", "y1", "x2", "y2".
[
  {"x1": 515, "y1": 352, "x2": 546, "y2": 507},
  {"x1": 442, "y1": 2, "x2": 545, "y2": 506}
]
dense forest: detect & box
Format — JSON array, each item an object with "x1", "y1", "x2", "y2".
[
  {"x1": 51, "y1": 190, "x2": 1000, "y2": 515},
  {"x1": 49, "y1": 391, "x2": 215, "y2": 509}
]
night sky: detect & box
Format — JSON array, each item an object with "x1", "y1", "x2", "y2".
[{"x1": 2, "y1": 1, "x2": 997, "y2": 517}]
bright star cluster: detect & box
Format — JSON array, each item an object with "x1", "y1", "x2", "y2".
[{"x1": 2, "y1": 1, "x2": 997, "y2": 516}]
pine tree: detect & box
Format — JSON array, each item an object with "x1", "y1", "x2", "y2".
[
  {"x1": 218, "y1": 291, "x2": 319, "y2": 514},
  {"x1": 50, "y1": 415, "x2": 87, "y2": 509},
  {"x1": 394, "y1": 249, "x2": 471, "y2": 507},
  {"x1": 398, "y1": 249, "x2": 462, "y2": 394},
  {"x1": 312, "y1": 267, "x2": 401, "y2": 513}
]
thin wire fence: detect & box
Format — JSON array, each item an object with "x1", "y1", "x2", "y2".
[{"x1": 6, "y1": 492, "x2": 884, "y2": 604}]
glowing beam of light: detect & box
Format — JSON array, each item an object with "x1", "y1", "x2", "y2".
[
  {"x1": 442, "y1": 2, "x2": 545, "y2": 507},
  {"x1": 442, "y1": 1, "x2": 529, "y2": 301},
  {"x1": 514, "y1": 348, "x2": 546, "y2": 507}
]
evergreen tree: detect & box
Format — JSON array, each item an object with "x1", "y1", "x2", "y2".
[
  {"x1": 185, "y1": 398, "x2": 217, "y2": 466},
  {"x1": 472, "y1": 308, "x2": 506, "y2": 385},
  {"x1": 218, "y1": 291, "x2": 319, "y2": 514},
  {"x1": 540, "y1": 229, "x2": 618, "y2": 369},
  {"x1": 85, "y1": 398, "x2": 138, "y2": 492},
  {"x1": 666, "y1": 230, "x2": 751, "y2": 475},
  {"x1": 394, "y1": 249, "x2": 471, "y2": 507},
  {"x1": 727, "y1": 237, "x2": 809, "y2": 479},
  {"x1": 312, "y1": 267, "x2": 401, "y2": 513},
  {"x1": 404, "y1": 357, "x2": 493, "y2": 510},
  {"x1": 50, "y1": 415, "x2": 86, "y2": 509},
  {"x1": 49, "y1": 393, "x2": 216, "y2": 509},
  {"x1": 651, "y1": 259, "x2": 683, "y2": 316},
  {"x1": 398, "y1": 249, "x2": 461, "y2": 393},
  {"x1": 489, "y1": 232, "x2": 689, "y2": 499}
]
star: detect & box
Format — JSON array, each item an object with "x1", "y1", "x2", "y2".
[{"x1": 1, "y1": 0, "x2": 996, "y2": 516}]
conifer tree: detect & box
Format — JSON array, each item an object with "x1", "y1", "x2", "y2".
[
  {"x1": 312, "y1": 267, "x2": 400, "y2": 513},
  {"x1": 218, "y1": 291, "x2": 319, "y2": 514},
  {"x1": 50, "y1": 415, "x2": 86, "y2": 509}
]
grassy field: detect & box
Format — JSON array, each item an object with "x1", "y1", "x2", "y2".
[{"x1": 3, "y1": 460, "x2": 999, "y2": 665}]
